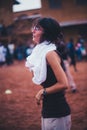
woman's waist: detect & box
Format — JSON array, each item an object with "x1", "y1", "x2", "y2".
[{"x1": 43, "y1": 94, "x2": 66, "y2": 106}]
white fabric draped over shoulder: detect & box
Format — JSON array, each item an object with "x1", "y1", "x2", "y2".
[{"x1": 25, "y1": 41, "x2": 56, "y2": 85}]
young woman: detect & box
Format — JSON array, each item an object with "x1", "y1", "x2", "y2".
[{"x1": 26, "y1": 17, "x2": 71, "y2": 130}]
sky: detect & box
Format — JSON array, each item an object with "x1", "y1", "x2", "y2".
[{"x1": 13, "y1": 0, "x2": 41, "y2": 12}]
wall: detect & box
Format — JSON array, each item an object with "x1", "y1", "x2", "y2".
[
  {"x1": 0, "y1": 0, "x2": 87, "y2": 44},
  {"x1": 0, "y1": 0, "x2": 13, "y2": 26},
  {"x1": 13, "y1": 0, "x2": 87, "y2": 24}
]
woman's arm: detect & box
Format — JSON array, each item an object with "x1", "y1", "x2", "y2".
[{"x1": 45, "y1": 50, "x2": 69, "y2": 94}]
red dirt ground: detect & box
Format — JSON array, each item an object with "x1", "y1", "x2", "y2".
[{"x1": 0, "y1": 60, "x2": 87, "y2": 130}]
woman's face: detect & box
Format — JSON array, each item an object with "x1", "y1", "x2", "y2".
[{"x1": 32, "y1": 26, "x2": 44, "y2": 44}]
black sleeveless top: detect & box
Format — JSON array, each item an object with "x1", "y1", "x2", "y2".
[{"x1": 41, "y1": 51, "x2": 71, "y2": 118}]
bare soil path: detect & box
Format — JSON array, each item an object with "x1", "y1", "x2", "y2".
[{"x1": 0, "y1": 61, "x2": 87, "y2": 130}]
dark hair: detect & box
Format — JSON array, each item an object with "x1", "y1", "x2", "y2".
[
  {"x1": 33, "y1": 17, "x2": 64, "y2": 45},
  {"x1": 57, "y1": 40, "x2": 68, "y2": 59}
]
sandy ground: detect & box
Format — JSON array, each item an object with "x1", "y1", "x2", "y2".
[{"x1": 0, "y1": 60, "x2": 87, "y2": 130}]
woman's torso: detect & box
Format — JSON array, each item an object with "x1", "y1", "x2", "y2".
[{"x1": 41, "y1": 50, "x2": 71, "y2": 118}]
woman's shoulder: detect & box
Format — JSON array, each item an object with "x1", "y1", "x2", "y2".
[{"x1": 46, "y1": 50, "x2": 61, "y2": 65}]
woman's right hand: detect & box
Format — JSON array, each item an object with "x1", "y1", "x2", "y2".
[{"x1": 35, "y1": 89, "x2": 44, "y2": 105}]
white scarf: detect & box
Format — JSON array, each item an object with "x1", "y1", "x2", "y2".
[{"x1": 25, "y1": 41, "x2": 56, "y2": 85}]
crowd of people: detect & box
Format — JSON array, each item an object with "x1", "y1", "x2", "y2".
[
  {"x1": 0, "y1": 35, "x2": 86, "y2": 67},
  {"x1": 0, "y1": 39, "x2": 34, "y2": 66}
]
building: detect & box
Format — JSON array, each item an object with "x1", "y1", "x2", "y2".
[{"x1": 0, "y1": 0, "x2": 87, "y2": 45}]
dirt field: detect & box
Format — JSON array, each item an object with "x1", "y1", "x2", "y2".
[{"x1": 0, "y1": 60, "x2": 87, "y2": 130}]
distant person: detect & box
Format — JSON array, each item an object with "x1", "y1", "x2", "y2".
[
  {"x1": 75, "y1": 37, "x2": 87, "y2": 61},
  {"x1": 57, "y1": 42, "x2": 77, "y2": 93},
  {"x1": 77, "y1": 35, "x2": 85, "y2": 46},
  {"x1": 67, "y1": 38, "x2": 77, "y2": 71},
  {"x1": 0, "y1": 42, "x2": 6, "y2": 66},
  {"x1": 75, "y1": 42, "x2": 82, "y2": 61},
  {"x1": 26, "y1": 17, "x2": 71, "y2": 130},
  {"x1": 8, "y1": 42, "x2": 15, "y2": 64},
  {"x1": 4, "y1": 44, "x2": 12, "y2": 65}
]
